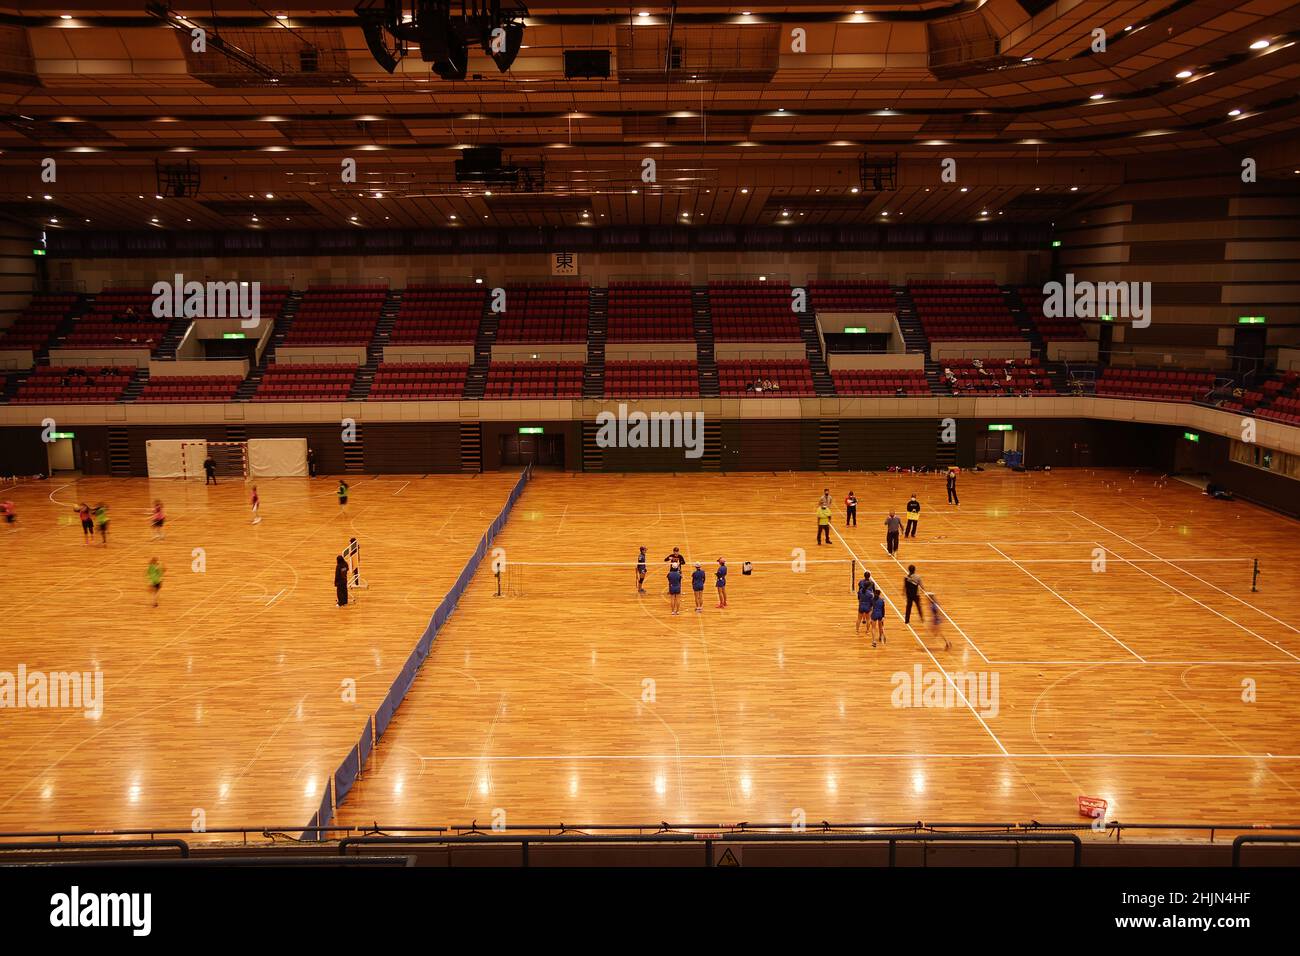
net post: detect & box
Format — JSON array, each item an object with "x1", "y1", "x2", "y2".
[
  {"x1": 1252, "y1": 558, "x2": 1259, "y2": 593},
  {"x1": 850, "y1": 557, "x2": 856, "y2": 591}
]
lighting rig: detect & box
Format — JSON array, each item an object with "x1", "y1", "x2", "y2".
[{"x1": 355, "y1": 0, "x2": 528, "y2": 79}]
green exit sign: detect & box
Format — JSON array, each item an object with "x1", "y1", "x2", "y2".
[
  {"x1": 1237, "y1": 316, "x2": 1266, "y2": 325},
  {"x1": 1051, "y1": 240, "x2": 1062, "y2": 248},
  {"x1": 1183, "y1": 431, "x2": 1200, "y2": 442},
  {"x1": 518, "y1": 427, "x2": 544, "y2": 435},
  {"x1": 842, "y1": 327, "x2": 867, "y2": 334},
  {"x1": 51, "y1": 431, "x2": 75, "y2": 439},
  {"x1": 222, "y1": 332, "x2": 247, "y2": 339},
  {"x1": 988, "y1": 424, "x2": 1013, "y2": 432},
  {"x1": 32, "y1": 248, "x2": 46, "y2": 256}
]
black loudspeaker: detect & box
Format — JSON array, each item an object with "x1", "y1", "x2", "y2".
[
  {"x1": 418, "y1": 15, "x2": 468, "y2": 80},
  {"x1": 564, "y1": 49, "x2": 611, "y2": 79}
]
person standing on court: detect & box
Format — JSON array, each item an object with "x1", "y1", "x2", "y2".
[
  {"x1": 204, "y1": 455, "x2": 217, "y2": 485},
  {"x1": 636, "y1": 546, "x2": 648, "y2": 594},
  {"x1": 845, "y1": 490, "x2": 858, "y2": 527},
  {"x1": 816, "y1": 501, "x2": 833, "y2": 545},
  {"x1": 667, "y1": 564, "x2": 682, "y2": 616},
  {"x1": 663, "y1": 547, "x2": 685, "y2": 573},
  {"x1": 904, "y1": 493, "x2": 921, "y2": 538},
  {"x1": 903, "y1": 564, "x2": 925, "y2": 623},
  {"x1": 946, "y1": 468, "x2": 959, "y2": 507},
  {"x1": 337, "y1": 479, "x2": 349, "y2": 510},
  {"x1": 819, "y1": 488, "x2": 833, "y2": 511},
  {"x1": 691, "y1": 562, "x2": 706, "y2": 613},
  {"x1": 335, "y1": 554, "x2": 350, "y2": 607},
  {"x1": 146, "y1": 557, "x2": 164, "y2": 608},
  {"x1": 250, "y1": 486, "x2": 261, "y2": 524},
  {"x1": 307, "y1": 446, "x2": 316, "y2": 478},
  {"x1": 715, "y1": 557, "x2": 728, "y2": 608},
  {"x1": 884, "y1": 510, "x2": 902, "y2": 555}
]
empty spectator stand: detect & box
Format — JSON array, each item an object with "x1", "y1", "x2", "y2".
[
  {"x1": 484, "y1": 361, "x2": 584, "y2": 397},
  {"x1": 718, "y1": 359, "x2": 815, "y2": 396},
  {"x1": 708, "y1": 281, "x2": 803, "y2": 341},
  {"x1": 135, "y1": 375, "x2": 244, "y2": 403},
  {"x1": 282, "y1": 285, "x2": 385, "y2": 346},
  {"x1": 1017, "y1": 286, "x2": 1088, "y2": 339},
  {"x1": 831, "y1": 368, "x2": 931, "y2": 395},
  {"x1": 367, "y1": 363, "x2": 469, "y2": 400},
  {"x1": 908, "y1": 280, "x2": 1023, "y2": 341},
  {"x1": 388, "y1": 284, "x2": 485, "y2": 344},
  {"x1": 1220, "y1": 370, "x2": 1300, "y2": 421},
  {"x1": 807, "y1": 279, "x2": 897, "y2": 313},
  {"x1": 941, "y1": 358, "x2": 1056, "y2": 395},
  {"x1": 606, "y1": 282, "x2": 695, "y2": 341},
  {"x1": 604, "y1": 360, "x2": 700, "y2": 398},
  {"x1": 0, "y1": 294, "x2": 79, "y2": 351},
  {"x1": 1096, "y1": 367, "x2": 1215, "y2": 403},
  {"x1": 61, "y1": 288, "x2": 168, "y2": 351},
  {"x1": 250, "y1": 363, "x2": 357, "y2": 401},
  {"x1": 494, "y1": 283, "x2": 589, "y2": 344},
  {"x1": 10, "y1": 365, "x2": 133, "y2": 404}
]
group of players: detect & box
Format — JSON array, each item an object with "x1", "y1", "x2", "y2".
[{"x1": 637, "y1": 546, "x2": 728, "y2": 615}]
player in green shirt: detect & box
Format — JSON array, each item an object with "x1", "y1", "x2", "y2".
[{"x1": 146, "y1": 558, "x2": 164, "y2": 607}]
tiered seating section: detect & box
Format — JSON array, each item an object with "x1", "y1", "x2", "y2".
[
  {"x1": 808, "y1": 280, "x2": 896, "y2": 313},
  {"x1": 909, "y1": 280, "x2": 1021, "y2": 341},
  {"x1": 389, "y1": 284, "x2": 484, "y2": 344},
  {"x1": 369, "y1": 363, "x2": 468, "y2": 400},
  {"x1": 252, "y1": 363, "x2": 356, "y2": 401},
  {"x1": 495, "y1": 283, "x2": 588, "y2": 344},
  {"x1": 62, "y1": 288, "x2": 168, "y2": 351},
  {"x1": 942, "y1": 358, "x2": 1055, "y2": 395},
  {"x1": 0, "y1": 294, "x2": 78, "y2": 351},
  {"x1": 283, "y1": 285, "x2": 385, "y2": 346},
  {"x1": 1220, "y1": 371, "x2": 1300, "y2": 423},
  {"x1": 11, "y1": 365, "x2": 132, "y2": 404},
  {"x1": 606, "y1": 282, "x2": 694, "y2": 341},
  {"x1": 1097, "y1": 368, "x2": 1214, "y2": 403},
  {"x1": 1017, "y1": 286, "x2": 1087, "y2": 339},
  {"x1": 484, "y1": 361, "x2": 584, "y2": 397},
  {"x1": 708, "y1": 281, "x2": 803, "y2": 341},
  {"x1": 137, "y1": 375, "x2": 242, "y2": 403},
  {"x1": 604, "y1": 360, "x2": 700, "y2": 397},
  {"x1": 718, "y1": 359, "x2": 815, "y2": 396},
  {"x1": 832, "y1": 368, "x2": 930, "y2": 395}
]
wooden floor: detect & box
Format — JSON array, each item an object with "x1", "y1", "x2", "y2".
[
  {"x1": 3, "y1": 467, "x2": 1300, "y2": 836},
  {"x1": 335, "y1": 469, "x2": 1300, "y2": 831},
  {"x1": 0, "y1": 471, "x2": 522, "y2": 834}
]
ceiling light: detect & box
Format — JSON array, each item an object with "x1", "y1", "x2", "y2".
[
  {"x1": 1228, "y1": 109, "x2": 1242, "y2": 116},
  {"x1": 49, "y1": 218, "x2": 58, "y2": 223},
  {"x1": 251, "y1": 216, "x2": 259, "y2": 222},
  {"x1": 740, "y1": 188, "x2": 749, "y2": 194},
  {"x1": 350, "y1": 216, "x2": 358, "y2": 221},
  {"x1": 43, "y1": 194, "x2": 52, "y2": 200},
  {"x1": 84, "y1": 219, "x2": 89, "y2": 223},
  {"x1": 1176, "y1": 69, "x2": 1193, "y2": 78},
  {"x1": 1124, "y1": 25, "x2": 1133, "y2": 32},
  {"x1": 138, "y1": 195, "x2": 144, "y2": 199},
  {"x1": 759, "y1": 276, "x2": 767, "y2": 281},
  {"x1": 275, "y1": 14, "x2": 287, "y2": 20},
  {"x1": 850, "y1": 187, "x2": 859, "y2": 194},
  {"x1": 1021, "y1": 56, "x2": 1033, "y2": 62},
  {"x1": 449, "y1": 214, "x2": 457, "y2": 220},
  {"x1": 60, "y1": 14, "x2": 72, "y2": 19},
  {"x1": 484, "y1": 190, "x2": 492, "y2": 197},
  {"x1": 1070, "y1": 186, "x2": 1079, "y2": 191},
  {"x1": 1034, "y1": 187, "x2": 1040, "y2": 191},
  {"x1": 1250, "y1": 39, "x2": 1270, "y2": 50},
  {"x1": 150, "y1": 218, "x2": 158, "y2": 223},
  {"x1": 854, "y1": 9, "x2": 864, "y2": 14},
  {"x1": 265, "y1": 193, "x2": 274, "y2": 199},
  {"x1": 980, "y1": 210, "x2": 988, "y2": 215},
  {"x1": 781, "y1": 211, "x2": 789, "y2": 217},
  {"x1": 631, "y1": 189, "x2": 639, "y2": 194},
  {"x1": 881, "y1": 211, "x2": 888, "y2": 216},
  {"x1": 959, "y1": 187, "x2": 968, "y2": 192},
  {"x1": 638, "y1": 10, "x2": 649, "y2": 17},
  {"x1": 777, "y1": 107, "x2": 785, "y2": 112},
  {"x1": 1089, "y1": 93, "x2": 1104, "y2": 100}
]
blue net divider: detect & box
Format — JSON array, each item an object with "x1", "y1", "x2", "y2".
[
  {"x1": 333, "y1": 742, "x2": 361, "y2": 806},
  {"x1": 302, "y1": 465, "x2": 532, "y2": 839}
]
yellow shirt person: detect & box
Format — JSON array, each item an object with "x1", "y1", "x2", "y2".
[{"x1": 816, "y1": 504, "x2": 833, "y2": 546}]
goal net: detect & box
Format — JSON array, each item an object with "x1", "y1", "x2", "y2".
[{"x1": 181, "y1": 441, "x2": 249, "y2": 480}]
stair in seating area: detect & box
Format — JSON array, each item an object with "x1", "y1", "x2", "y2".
[
  {"x1": 460, "y1": 422, "x2": 482, "y2": 473},
  {"x1": 582, "y1": 421, "x2": 603, "y2": 472},
  {"x1": 108, "y1": 428, "x2": 132, "y2": 477},
  {"x1": 39, "y1": 294, "x2": 91, "y2": 363},
  {"x1": 120, "y1": 367, "x2": 149, "y2": 403},
  {"x1": 343, "y1": 424, "x2": 365, "y2": 473},
  {"x1": 234, "y1": 291, "x2": 298, "y2": 400},
  {"x1": 583, "y1": 286, "x2": 607, "y2": 399},
  {"x1": 155, "y1": 314, "x2": 192, "y2": 361},
  {"x1": 1004, "y1": 286, "x2": 1047, "y2": 364},
  {"x1": 800, "y1": 312, "x2": 835, "y2": 396},
  {"x1": 349, "y1": 288, "x2": 400, "y2": 401},
  {"x1": 1, "y1": 370, "x2": 30, "y2": 402},
  {"x1": 893, "y1": 287, "x2": 944, "y2": 394},
  {"x1": 935, "y1": 419, "x2": 958, "y2": 469},
  {"x1": 691, "y1": 286, "x2": 720, "y2": 397},
  {"x1": 464, "y1": 294, "x2": 497, "y2": 399},
  {"x1": 700, "y1": 418, "x2": 722, "y2": 470}
]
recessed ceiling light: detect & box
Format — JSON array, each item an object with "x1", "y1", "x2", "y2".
[
  {"x1": 881, "y1": 211, "x2": 888, "y2": 216},
  {"x1": 638, "y1": 10, "x2": 649, "y2": 17},
  {"x1": 484, "y1": 190, "x2": 492, "y2": 196},
  {"x1": 631, "y1": 189, "x2": 638, "y2": 194},
  {"x1": 1176, "y1": 69, "x2": 1193, "y2": 79},
  {"x1": 83, "y1": 219, "x2": 89, "y2": 223},
  {"x1": 1070, "y1": 186, "x2": 1079, "y2": 191},
  {"x1": 1124, "y1": 25, "x2": 1133, "y2": 32},
  {"x1": 275, "y1": 14, "x2": 287, "y2": 20},
  {"x1": 138, "y1": 195, "x2": 144, "y2": 199},
  {"x1": 850, "y1": 187, "x2": 859, "y2": 194},
  {"x1": 682, "y1": 211, "x2": 690, "y2": 217},
  {"x1": 185, "y1": 218, "x2": 191, "y2": 222},
  {"x1": 1228, "y1": 109, "x2": 1242, "y2": 116},
  {"x1": 1089, "y1": 93, "x2": 1104, "y2": 100},
  {"x1": 854, "y1": 9, "x2": 864, "y2": 14},
  {"x1": 60, "y1": 15, "x2": 72, "y2": 20},
  {"x1": 1021, "y1": 56, "x2": 1033, "y2": 62},
  {"x1": 449, "y1": 214, "x2": 457, "y2": 220},
  {"x1": 251, "y1": 216, "x2": 259, "y2": 222},
  {"x1": 777, "y1": 107, "x2": 785, "y2": 112},
  {"x1": 959, "y1": 187, "x2": 968, "y2": 192},
  {"x1": 150, "y1": 218, "x2": 158, "y2": 223},
  {"x1": 980, "y1": 210, "x2": 988, "y2": 215},
  {"x1": 1034, "y1": 187, "x2": 1041, "y2": 191},
  {"x1": 1250, "y1": 39, "x2": 1270, "y2": 50},
  {"x1": 350, "y1": 216, "x2": 358, "y2": 221},
  {"x1": 759, "y1": 276, "x2": 767, "y2": 281},
  {"x1": 248, "y1": 194, "x2": 254, "y2": 199},
  {"x1": 265, "y1": 193, "x2": 274, "y2": 199},
  {"x1": 740, "y1": 188, "x2": 749, "y2": 194},
  {"x1": 49, "y1": 218, "x2": 58, "y2": 223},
  {"x1": 43, "y1": 194, "x2": 52, "y2": 200}
]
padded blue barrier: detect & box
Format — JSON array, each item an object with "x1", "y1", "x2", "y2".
[
  {"x1": 303, "y1": 465, "x2": 532, "y2": 838},
  {"x1": 333, "y1": 743, "x2": 360, "y2": 806},
  {"x1": 299, "y1": 811, "x2": 318, "y2": 843}
]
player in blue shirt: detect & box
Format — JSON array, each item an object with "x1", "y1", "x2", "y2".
[
  {"x1": 870, "y1": 589, "x2": 886, "y2": 648},
  {"x1": 929, "y1": 591, "x2": 951, "y2": 651},
  {"x1": 636, "y1": 546, "x2": 648, "y2": 594},
  {"x1": 691, "y1": 562, "x2": 706, "y2": 612},
  {"x1": 856, "y1": 576, "x2": 873, "y2": 636},
  {"x1": 715, "y1": 558, "x2": 728, "y2": 608},
  {"x1": 667, "y1": 566, "x2": 682, "y2": 615}
]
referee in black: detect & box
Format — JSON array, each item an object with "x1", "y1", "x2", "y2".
[{"x1": 903, "y1": 564, "x2": 925, "y2": 623}]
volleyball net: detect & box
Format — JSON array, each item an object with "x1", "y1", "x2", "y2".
[{"x1": 493, "y1": 557, "x2": 858, "y2": 598}]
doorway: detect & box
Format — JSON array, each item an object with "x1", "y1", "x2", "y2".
[{"x1": 499, "y1": 433, "x2": 566, "y2": 468}]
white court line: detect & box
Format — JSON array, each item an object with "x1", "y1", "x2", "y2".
[
  {"x1": 831, "y1": 523, "x2": 1008, "y2": 754},
  {"x1": 266, "y1": 587, "x2": 286, "y2": 606},
  {"x1": 987, "y1": 660, "x2": 1300, "y2": 666},
  {"x1": 1074, "y1": 510, "x2": 1300, "y2": 644},
  {"x1": 877, "y1": 545, "x2": 990, "y2": 664},
  {"x1": 391, "y1": 481, "x2": 410, "y2": 496},
  {"x1": 875, "y1": 556, "x2": 1249, "y2": 565},
  {"x1": 417, "y1": 751, "x2": 1300, "y2": 762},
  {"x1": 988, "y1": 543, "x2": 1146, "y2": 662}
]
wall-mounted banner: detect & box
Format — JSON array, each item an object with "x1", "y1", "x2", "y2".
[{"x1": 551, "y1": 252, "x2": 578, "y2": 276}]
